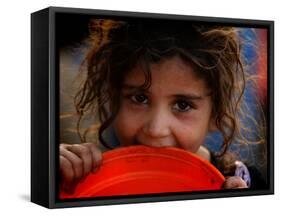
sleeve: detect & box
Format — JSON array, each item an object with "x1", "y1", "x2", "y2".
[{"x1": 234, "y1": 161, "x2": 251, "y2": 187}]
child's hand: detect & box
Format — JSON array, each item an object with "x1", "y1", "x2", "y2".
[
  {"x1": 59, "y1": 143, "x2": 102, "y2": 194},
  {"x1": 223, "y1": 176, "x2": 248, "y2": 189}
]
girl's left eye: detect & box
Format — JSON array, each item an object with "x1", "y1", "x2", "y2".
[{"x1": 173, "y1": 100, "x2": 192, "y2": 112}]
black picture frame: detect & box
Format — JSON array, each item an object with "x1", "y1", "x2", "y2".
[{"x1": 31, "y1": 6, "x2": 274, "y2": 208}]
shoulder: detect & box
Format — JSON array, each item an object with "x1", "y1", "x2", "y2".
[{"x1": 209, "y1": 150, "x2": 267, "y2": 189}]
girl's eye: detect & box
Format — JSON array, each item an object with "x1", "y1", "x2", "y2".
[
  {"x1": 131, "y1": 94, "x2": 148, "y2": 104},
  {"x1": 173, "y1": 100, "x2": 192, "y2": 112}
]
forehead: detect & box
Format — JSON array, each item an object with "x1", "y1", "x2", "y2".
[{"x1": 124, "y1": 56, "x2": 209, "y2": 95}]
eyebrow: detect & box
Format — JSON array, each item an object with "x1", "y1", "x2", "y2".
[
  {"x1": 122, "y1": 84, "x2": 142, "y2": 89},
  {"x1": 173, "y1": 94, "x2": 204, "y2": 100},
  {"x1": 122, "y1": 84, "x2": 206, "y2": 100}
]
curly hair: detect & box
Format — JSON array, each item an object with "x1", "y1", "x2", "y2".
[{"x1": 74, "y1": 18, "x2": 248, "y2": 157}]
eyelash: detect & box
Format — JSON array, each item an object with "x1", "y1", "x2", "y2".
[
  {"x1": 125, "y1": 93, "x2": 194, "y2": 112},
  {"x1": 172, "y1": 100, "x2": 193, "y2": 112},
  {"x1": 129, "y1": 94, "x2": 148, "y2": 104}
]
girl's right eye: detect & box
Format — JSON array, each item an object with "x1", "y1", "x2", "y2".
[{"x1": 130, "y1": 94, "x2": 148, "y2": 104}]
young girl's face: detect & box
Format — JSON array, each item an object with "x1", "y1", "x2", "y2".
[{"x1": 112, "y1": 55, "x2": 215, "y2": 153}]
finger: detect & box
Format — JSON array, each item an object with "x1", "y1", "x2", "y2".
[
  {"x1": 60, "y1": 145, "x2": 84, "y2": 183},
  {"x1": 223, "y1": 176, "x2": 248, "y2": 189},
  {"x1": 224, "y1": 176, "x2": 243, "y2": 189},
  {"x1": 67, "y1": 144, "x2": 92, "y2": 178},
  {"x1": 86, "y1": 143, "x2": 102, "y2": 172},
  {"x1": 60, "y1": 155, "x2": 75, "y2": 193}
]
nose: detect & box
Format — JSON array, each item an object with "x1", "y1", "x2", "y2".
[{"x1": 142, "y1": 108, "x2": 171, "y2": 138}]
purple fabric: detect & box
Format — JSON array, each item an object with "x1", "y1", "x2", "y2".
[{"x1": 234, "y1": 161, "x2": 251, "y2": 187}]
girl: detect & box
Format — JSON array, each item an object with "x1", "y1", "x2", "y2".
[{"x1": 60, "y1": 19, "x2": 265, "y2": 194}]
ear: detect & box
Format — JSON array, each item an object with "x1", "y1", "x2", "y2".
[{"x1": 208, "y1": 117, "x2": 218, "y2": 132}]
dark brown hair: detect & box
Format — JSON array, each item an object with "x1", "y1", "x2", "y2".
[{"x1": 75, "y1": 19, "x2": 249, "y2": 156}]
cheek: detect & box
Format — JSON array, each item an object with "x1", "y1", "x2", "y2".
[
  {"x1": 112, "y1": 106, "x2": 143, "y2": 145},
  {"x1": 173, "y1": 118, "x2": 209, "y2": 152}
]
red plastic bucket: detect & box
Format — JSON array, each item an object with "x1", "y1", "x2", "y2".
[{"x1": 60, "y1": 145, "x2": 225, "y2": 199}]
